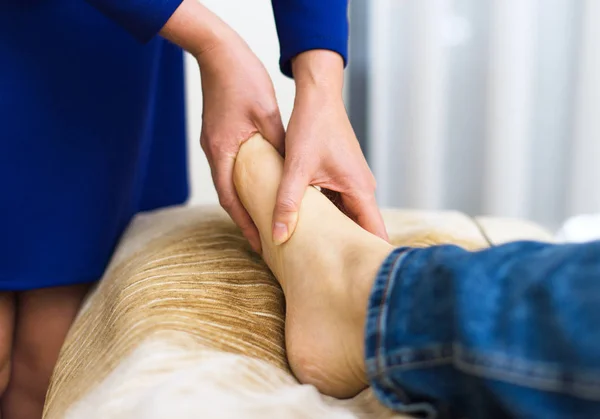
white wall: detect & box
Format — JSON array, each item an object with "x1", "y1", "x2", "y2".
[{"x1": 184, "y1": 0, "x2": 296, "y2": 205}]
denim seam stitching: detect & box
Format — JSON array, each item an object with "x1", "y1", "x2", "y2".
[
  {"x1": 370, "y1": 356, "x2": 454, "y2": 379},
  {"x1": 455, "y1": 355, "x2": 600, "y2": 400},
  {"x1": 455, "y1": 344, "x2": 600, "y2": 400},
  {"x1": 370, "y1": 341, "x2": 600, "y2": 400},
  {"x1": 455, "y1": 344, "x2": 600, "y2": 385},
  {"x1": 368, "y1": 342, "x2": 454, "y2": 379}
]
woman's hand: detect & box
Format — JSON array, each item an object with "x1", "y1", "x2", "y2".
[
  {"x1": 197, "y1": 38, "x2": 285, "y2": 253},
  {"x1": 161, "y1": 1, "x2": 385, "y2": 250},
  {"x1": 161, "y1": 0, "x2": 285, "y2": 253},
  {"x1": 272, "y1": 50, "x2": 388, "y2": 245}
]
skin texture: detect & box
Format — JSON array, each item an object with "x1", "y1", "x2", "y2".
[
  {"x1": 273, "y1": 51, "x2": 388, "y2": 246},
  {"x1": 234, "y1": 134, "x2": 394, "y2": 398},
  {"x1": 1, "y1": 284, "x2": 91, "y2": 419},
  {"x1": 160, "y1": 0, "x2": 388, "y2": 252},
  {"x1": 0, "y1": 3, "x2": 390, "y2": 417},
  {"x1": 0, "y1": 292, "x2": 15, "y2": 398},
  {"x1": 161, "y1": 0, "x2": 285, "y2": 253}
]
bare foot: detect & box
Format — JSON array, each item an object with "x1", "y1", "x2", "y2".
[{"x1": 233, "y1": 134, "x2": 394, "y2": 398}]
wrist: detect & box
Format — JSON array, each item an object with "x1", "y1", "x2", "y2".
[
  {"x1": 292, "y1": 50, "x2": 344, "y2": 97},
  {"x1": 160, "y1": 0, "x2": 237, "y2": 59}
]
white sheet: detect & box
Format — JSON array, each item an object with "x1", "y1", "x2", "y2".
[{"x1": 555, "y1": 213, "x2": 600, "y2": 243}]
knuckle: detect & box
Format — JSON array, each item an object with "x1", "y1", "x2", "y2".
[
  {"x1": 200, "y1": 130, "x2": 223, "y2": 151},
  {"x1": 276, "y1": 196, "x2": 298, "y2": 214},
  {"x1": 257, "y1": 103, "x2": 280, "y2": 122},
  {"x1": 218, "y1": 195, "x2": 236, "y2": 211},
  {"x1": 200, "y1": 140, "x2": 208, "y2": 154},
  {"x1": 200, "y1": 134, "x2": 213, "y2": 154}
]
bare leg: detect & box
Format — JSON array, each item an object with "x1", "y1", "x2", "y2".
[
  {"x1": 3, "y1": 283, "x2": 91, "y2": 419},
  {"x1": 0, "y1": 292, "x2": 15, "y2": 419},
  {"x1": 234, "y1": 134, "x2": 394, "y2": 398}
]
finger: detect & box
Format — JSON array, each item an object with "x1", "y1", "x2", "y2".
[
  {"x1": 213, "y1": 156, "x2": 262, "y2": 253},
  {"x1": 342, "y1": 191, "x2": 389, "y2": 241},
  {"x1": 255, "y1": 106, "x2": 286, "y2": 156},
  {"x1": 227, "y1": 196, "x2": 263, "y2": 253},
  {"x1": 272, "y1": 159, "x2": 310, "y2": 245}
]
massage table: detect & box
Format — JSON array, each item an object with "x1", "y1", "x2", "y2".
[{"x1": 43, "y1": 205, "x2": 552, "y2": 418}]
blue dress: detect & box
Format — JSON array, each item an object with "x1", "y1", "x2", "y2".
[{"x1": 0, "y1": 0, "x2": 348, "y2": 290}]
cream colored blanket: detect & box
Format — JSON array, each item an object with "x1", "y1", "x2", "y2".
[{"x1": 43, "y1": 206, "x2": 552, "y2": 419}]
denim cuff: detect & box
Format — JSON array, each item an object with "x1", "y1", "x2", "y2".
[
  {"x1": 364, "y1": 242, "x2": 600, "y2": 418},
  {"x1": 364, "y1": 246, "x2": 463, "y2": 417},
  {"x1": 365, "y1": 247, "x2": 413, "y2": 376}
]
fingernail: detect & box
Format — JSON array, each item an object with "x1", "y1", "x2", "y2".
[{"x1": 272, "y1": 222, "x2": 289, "y2": 245}]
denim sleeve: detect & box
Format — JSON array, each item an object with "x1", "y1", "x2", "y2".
[
  {"x1": 365, "y1": 242, "x2": 600, "y2": 419},
  {"x1": 271, "y1": 0, "x2": 349, "y2": 78},
  {"x1": 85, "y1": 0, "x2": 183, "y2": 42}
]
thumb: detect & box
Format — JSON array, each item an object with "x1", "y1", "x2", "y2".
[{"x1": 272, "y1": 160, "x2": 309, "y2": 245}]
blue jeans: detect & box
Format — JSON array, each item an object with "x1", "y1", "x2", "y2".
[{"x1": 365, "y1": 241, "x2": 600, "y2": 419}]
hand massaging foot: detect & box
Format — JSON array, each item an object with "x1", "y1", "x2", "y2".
[{"x1": 233, "y1": 134, "x2": 394, "y2": 398}]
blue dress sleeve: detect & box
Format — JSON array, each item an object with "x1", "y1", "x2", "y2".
[
  {"x1": 85, "y1": 0, "x2": 184, "y2": 43},
  {"x1": 271, "y1": 0, "x2": 349, "y2": 78}
]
